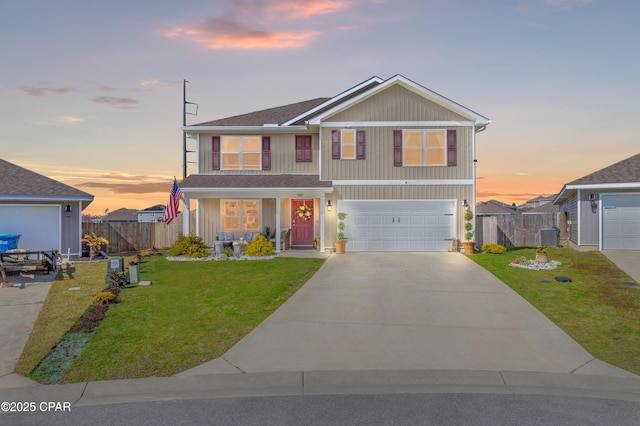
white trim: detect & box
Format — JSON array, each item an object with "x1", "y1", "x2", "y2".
[
  {"x1": 566, "y1": 182, "x2": 640, "y2": 190},
  {"x1": 322, "y1": 121, "x2": 475, "y2": 128},
  {"x1": 577, "y1": 189, "x2": 581, "y2": 247},
  {"x1": 195, "y1": 133, "x2": 201, "y2": 173},
  {"x1": 332, "y1": 179, "x2": 473, "y2": 186},
  {"x1": 183, "y1": 125, "x2": 308, "y2": 133},
  {"x1": 282, "y1": 76, "x2": 385, "y2": 126},
  {"x1": 181, "y1": 187, "x2": 332, "y2": 199}
]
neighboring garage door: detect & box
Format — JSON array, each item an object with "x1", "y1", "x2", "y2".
[
  {"x1": 0, "y1": 205, "x2": 60, "y2": 251},
  {"x1": 339, "y1": 200, "x2": 455, "y2": 252},
  {"x1": 602, "y1": 194, "x2": 640, "y2": 250}
]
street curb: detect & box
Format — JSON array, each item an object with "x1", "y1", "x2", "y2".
[{"x1": 2, "y1": 369, "x2": 640, "y2": 410}]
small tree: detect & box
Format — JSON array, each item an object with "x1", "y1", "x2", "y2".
[
  {"x1": 464, "y1": 211, "x2": 474, "y2": 241},
  {"x1": 82, "y1": 232, "x2": 109, "y2": 260}
]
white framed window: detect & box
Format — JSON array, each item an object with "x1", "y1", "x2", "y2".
[
  {"x1": 341, "y1": 130, "x2": 356, "y2": 160},
  {"x1": 221, "y1": 199, "x2": 261, "y2": 232},
  {"x1": 221, "y1": 136, "x2": 261, "y2": 170},
  {"x1": 403, "y1": 130, "x2": 446, "y2": 166}
]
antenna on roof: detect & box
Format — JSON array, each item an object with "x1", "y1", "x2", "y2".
[{"x1": 183, "y1": 79, "x2": 199, "y2": 179}]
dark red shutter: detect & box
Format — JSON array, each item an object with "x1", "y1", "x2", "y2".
[
  {"x1": 393, "y1": 130, "x2": 403, "y2": 167},
  {"x1": 262, "y1": 136, "x2": 271, "y2": 170},
  {"x1": 295, "y1": 135, "x2": 312, "y2": 162},
  {"x1": 447, "y1": 129, "x2": 457, "y2": 166},
  {"x1": 332, "y1": 130, "x2": 341, "y2": 159},
  {"x1": 356, "y1": 130, "x2": 365, "y2": 160},
  {"x1": 212, "y1": 136, "x2": 221, "y2": 170}
]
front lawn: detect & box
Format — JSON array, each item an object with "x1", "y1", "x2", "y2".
[
  {"x1": 21, "y1": 254, "x2": 324, "y2": 383},
  {"x1": 469, "y1": 247, "x2": 640, "y2": 375}
]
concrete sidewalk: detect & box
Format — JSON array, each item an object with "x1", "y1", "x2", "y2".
[{"x1": 603, "y1": 250, "x2": 640, "y2": 284}]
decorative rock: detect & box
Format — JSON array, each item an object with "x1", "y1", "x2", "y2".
[
  {"x1": 621, "y1": 282, "x2": 638, "y2": 287},
  {"x1": 68, "y1": 287, "x2": 81, "y2": 291},
  {"x1": 138, "y1": 281, "x2": 152, "y2": 286},
  {"x1": 555, "y1": 276, "x2": 572, "y2": 283}
]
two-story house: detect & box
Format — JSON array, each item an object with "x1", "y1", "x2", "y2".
[{"x1": 180, "y1": 75, "x2": 491, "y2": 252}]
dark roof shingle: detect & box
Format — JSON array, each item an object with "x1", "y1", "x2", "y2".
[
  {"x1": 0, "y1": 158, "x2": 93, "y2": 199},
  {"x1": 569, "y1": 153, "x2": 640, "y2": 185}
]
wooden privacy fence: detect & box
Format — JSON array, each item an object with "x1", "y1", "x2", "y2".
[
  {"x1": 477, "y1": 213, "x2": 566, "y2": 247},
  {"x1": 82, "y1": 212, "x2": 195, "y2": 253}
]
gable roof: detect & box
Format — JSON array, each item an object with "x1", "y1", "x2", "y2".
[
  {"x1": 0, "y1": 158, "x2": 93, "y2": 208},
  {"x1": 475, "y1": 200, "x2": 515, "y2": 216},
  {"x1": 555, "y1": 153, "x2": 640, "y2": 204},
  {"x1": 184, "y1": 74, "x2": 491, "y2": 132},
  {"x1": 138, "y1": 204, "x2": 165, "y2": 213},
  {"x1": 101, "y1": 208, "x2": 138, "y2": 222}
]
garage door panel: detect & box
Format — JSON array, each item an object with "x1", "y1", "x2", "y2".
[
  {"x1": 602, "y1": 196, "x2": 640, "y2": 250},
  {"x1": 0, "y1": 205, "x2": 60, "y2": 251},
  {"x1": 339, "y1": 200, "x2": 455, "y2": 252}
]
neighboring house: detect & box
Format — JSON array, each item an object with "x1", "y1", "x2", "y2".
[
  {"x1": 180, "y1": 75, "x2": 491, "y2": 252},
  {"x1": 554, "y1": 153, "x2": 640, "y2": 250},
  {"x1": 0, "y1": 158, "x2": 93, "y2": 254},
  {"x1": 521, "y1": 201, "x2": 559, "y2": 215},
  {"x1": 522, "y1": 195, "x2": 555, "y2": 209},
  {"x1": 476, "y1": 200, "x2": 515, "y2": 216},
  {"x1": 137, "y1": 204, "x2": 166, "y2": 223},
  {"x1": 97, "y1": 208, "x2": 138, "y2": 223}
]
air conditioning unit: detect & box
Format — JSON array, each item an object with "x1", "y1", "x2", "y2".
[{"x1": 539, "y1": 228, "x2": 557, "y2": 247}]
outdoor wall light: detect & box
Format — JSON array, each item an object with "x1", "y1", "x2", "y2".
[
  {"x1": 326, "y1": 200, "x2": 332, "y2": 212},
  {"x1": 463, "y1": 199, "x2": 469, "y2": 211},
  {"x1": 65, "y1": 204, "x2": 72, "y2": 217}
]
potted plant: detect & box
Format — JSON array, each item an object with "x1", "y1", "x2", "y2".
[
  {"x1": 462, "y1": 211, "x2": 476, "y2": 254},
  {"x1": 82, "y1": 232, "x2": 109, "y2": 260},
  {"x1": 535, "y1": 246, "x2": 549, "y2": 263},
  {"x1": 335, "y1": 212, "x2": 348, "y2": 254}
]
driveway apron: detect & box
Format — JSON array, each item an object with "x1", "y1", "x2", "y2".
[{"x1": 186, "y1": 252, "x2": 632, "y2": 376}]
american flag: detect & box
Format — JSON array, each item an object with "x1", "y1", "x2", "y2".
[{"x1": 163, "y1": 177, "x2": 182, "y2": 224}]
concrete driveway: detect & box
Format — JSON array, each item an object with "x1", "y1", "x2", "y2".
[{"x1": 181, "y1": 252, "x2": 636, "y2": 378}]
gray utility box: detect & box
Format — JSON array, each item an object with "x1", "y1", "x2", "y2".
[
  {"x1": 539, "y1": 228, "x2": 558, "y2": 247},
  {"x1": 105, "y1": 256, "x2": 125, "y2": 283}
]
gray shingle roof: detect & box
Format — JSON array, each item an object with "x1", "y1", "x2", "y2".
[
  {"x1": 180, "y1": 174, "x2": 332, "y2": 189},
  {"x1": 193, "y1": 98, "x2": 330, "y2": 127},
  {"x1": 568, "y1": 153, "x2": 640, "y2": 185},
  {"x1": 0, "y1": 158, "x2": 93, "y2": 200}
]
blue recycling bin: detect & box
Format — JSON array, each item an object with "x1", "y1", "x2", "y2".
[{"x1": 0, "y1": 234, "x2": 21, "y2": 251}]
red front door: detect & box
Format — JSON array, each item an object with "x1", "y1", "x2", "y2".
[{"x1": 291, "y1": 199, "x2": 314, "y2": 247}]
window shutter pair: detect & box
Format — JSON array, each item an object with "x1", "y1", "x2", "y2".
[
  {"x1": 331, "y1": 130, "x2": 366, "y2": 159},
  {"x1": 295, "y1": 135, "x2": 312, "y2": 162},
  {"x1": 392, "y1": 129, "x2": 457, "y2": 167},
  {"x1": 212, "y1": 136, "x2": 271, "y2": 170}
]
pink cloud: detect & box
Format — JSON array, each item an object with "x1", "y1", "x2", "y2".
[
  {"x1": 16, "y1": 85, "x2": 75, "y2": 97},
  {"x1": 91, "y1": 96, "x2": 139, "y2": 110},
  {"x1": 165, "y1": 19, "x2": 318, "y2": 49}
]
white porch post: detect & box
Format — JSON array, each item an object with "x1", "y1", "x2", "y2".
[
  {"x1": 275, "y1": 197, "x2": 281, "y2": 253},
  {"x1": 182, "y1": 196, "x2": 190, "y2": 235},
  {"x1": 319, "y1": 196, "x2": 325, "y2": 252}
]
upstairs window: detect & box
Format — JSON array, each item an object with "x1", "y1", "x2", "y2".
[
  {"x1": 221, "y1": 136, "x2": 261, "y2": 170},
  {"x1": 397, "y1": 130, "x2": 447, "y2": 167},
  {"x1": 331, "y1": 129, "x2": 365, "y2": 160},
  {"x1": 341, "y1": 130, "x2": 356, "y2": 159}
]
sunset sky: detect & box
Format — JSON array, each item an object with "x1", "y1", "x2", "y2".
[{"x1": 2, "y1": 0, "x2": 638, "y2": 215}]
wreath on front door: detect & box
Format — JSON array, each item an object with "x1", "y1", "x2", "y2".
[{"x1": 297, "y1": 204, "x2": 313, "y2": 221}]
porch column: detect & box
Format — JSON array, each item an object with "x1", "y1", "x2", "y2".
[
  {"x1": 275, "y1": 197, "x2": 281, "y2": 253},
  {"x1": 182, "y1": 196, "x2": 190, "y2": 236},
  {"x1": 319, "y1": 195, "x2": 325, "y2": 252}
]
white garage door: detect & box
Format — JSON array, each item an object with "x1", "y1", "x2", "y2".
[
  {"x1": 0, "y1": 205, "x2": 60, "y2": 251},
  {"x1": 602, "y1": 194, "x2": 640, "y2": 250},
  {"x1": 339, "y1": 200, "x2": 455, "y2": 252}
]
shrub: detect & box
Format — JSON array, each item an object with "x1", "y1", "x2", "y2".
[
  {"x1": 222, "y1": 247, "x2": 234, "y2": 257},
  {"x1": 169, "y1": 233, "x2": 209, "y2": 258},
  {"x1": 93, "y1": 291, "x2": 118, "y2": 305},
  {"x1": 244, "y1": 234, "x2": 275, "y2": 257},
  {"x1": 481, "y1": 243, "x2": 507, "y2": 254}
]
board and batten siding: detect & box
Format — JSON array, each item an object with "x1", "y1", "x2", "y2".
[
  {"x1": 197, "y1": 197, "x2": 286, "y2": 245},
  {"x1": 326, "y1": 84, "x2": 469, "y2": 122},
  {"x1": 321, "y1": 126, "x2": 472, "y2": 181},
  {"x1": 197, "y1": 133, "x2": 319, "y2": 175}
]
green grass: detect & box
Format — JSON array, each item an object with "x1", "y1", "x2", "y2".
[
  {"x1": 15, "y1": 261, "x2": 109, "y2": 376},
  {"x1": 469, "y1": 246, "x2": 640, "y2": 375},
  {"x1": 58, "y1": 254, "x2": 324, "y2": 382}
]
